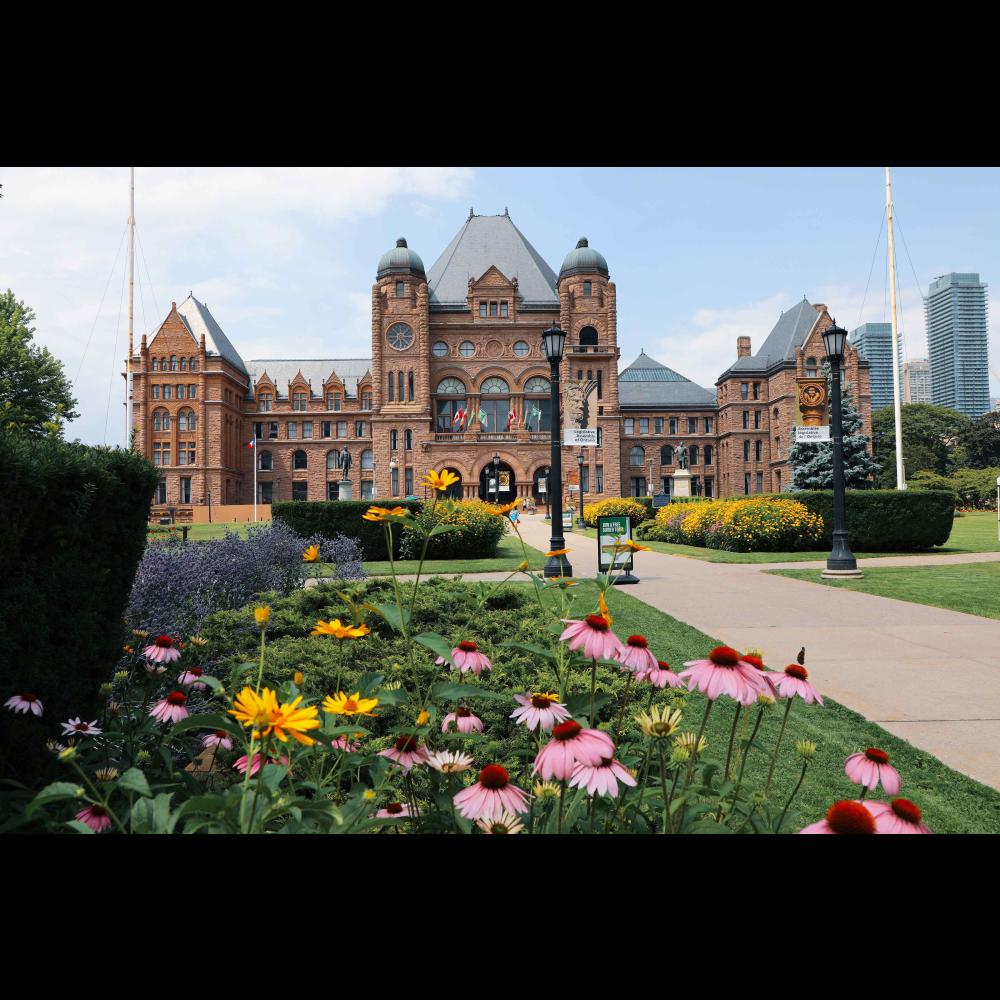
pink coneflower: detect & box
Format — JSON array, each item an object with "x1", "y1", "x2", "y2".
[
  {"x1": 510, "y1": 692, "x2": 572, "y2": 732},
  {"x1": 426, "y1": 750, "x2": 474, "y2": 773},
  {"x1": 76, "y1": 804, "x2": 112, "y2": 833},
  {"x1": 331, "y1": 735, "x2": 362, "y2": 752},
  {"x1": 533, "y1": 720, "x2": 616, "y2": 781},
  {"x1": 616, "y1": 634, "x2": 658, "y2": 673},
  {"x1": 569, "y1": 755, "x2": 638, "y2": 798},
  {"x1": 799, "y1": 799, "x2": 879, "y2": 834},
  {"x1": 441, "y1": 705, "x2": 484, "y2": 734},
  {"x1": 769, "y1": 663, "x2": 823, "y2": 705},
  {"x1": 844, "y1": 747, "x2": 901, "y2": 795},
  {"x1": 60, "y1": 718, "x2": 102, "y2": 737},
  {"x1": 177, "y1": 667, "x2": 207, "y2": 690},
  {"x1": 149, "y1": 690, "x2": 189, "y2": 724},
  {"x1": 379, "y1": 734, "x2": 431, "y2": 771},
  {"x1": 376, "y1": 802, "x2": 421, "y2": 819},
  {"x1": 559, "y1": 615, "x2": 625, "y2": 661},
  {"x1": 233, "y1": 752, "x2": 290, "y2": 776},
  {"x1": 453, "y1": 764, "x2": 529, "y2": 822},
  {"x1": 678, "y1": 646, "x2": 770, "y2": 706},
  {"x1": 201, "y1": 730, "x2": 233, "y2": 750},
  {"x1": 741, "y1": 654, "x2": 779, "y2": 696},
  {"x1": 866, "y1": 798, "x2": 933, "y2": 835},
  {"x1": 5, "y1": 694, "x2": 43, "y2": 717},
  {"x1": 144, "y1": 635, "x2": 181, "y2": 664},
  {"x1": 436, "y1": 640, "x2": 493, "y2": 676},
  {"x1": 636, "y1": 660, "x2": 683, "y2": 689}
]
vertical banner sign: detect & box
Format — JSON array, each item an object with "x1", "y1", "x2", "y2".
[
  {"x1": 563, "y1": 508, "x2": 574, "y2": 531},
  {"x1": 794, "y1": 378, "x2": 830, "y2": 442},
  {"x1": 597, "y1": 514, "x2": 633, "y2": 572}
]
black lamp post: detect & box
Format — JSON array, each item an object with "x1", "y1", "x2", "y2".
[
  {"x1": 544, "y1": 466, "x2": 551, "y2": 520},
  {"x1": 577, "y1": 452, "x2": 585, "y2": 528},
  {"x1": 542, "y1": 325, "x2": 570, "y2": 577},
  {"x1": 821, "y1": 322, "x2": 863, "y2": 579},
  {"x1": 493, "y1": 450, "x2": 501, "y2": 502}
]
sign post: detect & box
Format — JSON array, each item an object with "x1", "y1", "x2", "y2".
[
  {"x1": 597, "y1": 514, "x2": 639, "y2": 585},
  {"x1": 563, "y1": 508, "x2": 574, "y2": 532}
]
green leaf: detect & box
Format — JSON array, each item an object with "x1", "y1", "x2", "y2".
[
  {"x1": 356, "y1": 672, "x2": 385, "y2": 697},
  {"x1": 501, "y1": 641, "x2": 558, "y2": 663},
  {"x1": 197, "y1": 674, "x2": 227, "y2": 697},
  {"x1": 430, "y1": 681, "x2": 509, "y2": 703},
  {"x1": 427, "y1": 522, "x2": 459, "y2": 538},
  {"x1": 167, "y1": 713, "x2": 244, "y2": 740},
  {"x1": 414, "y1": 632, "x2": 456, "y2": 668},
  {"x1": 117, "y1": 768, "x2": 152, "y2": 798},
  {"x1": 259, "y1": 764, "x2": 289, "y2": 792},
  {"x1": 65, "y1": 819, "x2": 95, "y2": 834},
  {"x1": 26, "y1": 782, "x2": 85, "y2": 817},
  {"x1": 373, "y1": 688, "x2": 407, "y2": 707},
  {"x1": 566, "y1": 692, "x2": 612, "y2": 719},
  {"x1": 365, "y1": 602, "x2": 410, "y2": 634}
]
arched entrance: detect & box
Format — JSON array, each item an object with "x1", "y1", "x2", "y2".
[
  {"x1": 439, "y1": 467, "x2": 463, "y2": 500},
  {"x1": 479, "y1": 460, "x2": 516, "y2": 502},
  {"x1": 531, "y1": 466, "x2": 550, "y2": 504}
]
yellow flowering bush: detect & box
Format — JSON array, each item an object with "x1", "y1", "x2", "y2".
[
  {"x1": 398, "y1": 498, "x2": 506, "y2": 559},
  {"x1": 582, "y1": 498, "x2": 649, "y2": 528}
]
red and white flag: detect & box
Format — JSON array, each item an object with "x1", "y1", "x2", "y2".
[{"x1": 453, "y1": 407, "x2": 466, "y2": 429}]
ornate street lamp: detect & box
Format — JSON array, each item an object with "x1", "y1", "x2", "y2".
[
  {"x1": 492, "y1": 450, "x2": 501, "y2": 502},
  {"x1": 821, "y1": 322, "x2": 863, "y2": 579},
  {"x1": 542, "y1": 325, "x2": 570, "y2": 577},
  {"x1": 577, "y1": 452, "x2": 585, "y2": 528}
]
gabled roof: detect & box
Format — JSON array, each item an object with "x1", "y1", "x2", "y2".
[
  {"x1": 247, "y1": 359, "x2": 372, "y2": 399},
  {"x1": 426, "y1": 212, "x2": 559, "y2": 308},
  {"x1": 717, "y1": 297, "x2": 821, "y2": 380},
  {"x1": 618, "y1": 351, "x2": 717, "y2": 407},
  {"x1": 174, "y1": 295, "x2": 248, "y2": 375}
]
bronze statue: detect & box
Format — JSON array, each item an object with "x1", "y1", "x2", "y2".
[
  {"x1": 339, "y1": 446, "x2": 352, "y2": 480},
  {"x1": 675, "y1": 442, "x2": 689, "y2": 470}
]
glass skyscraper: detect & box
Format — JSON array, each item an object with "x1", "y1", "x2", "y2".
[
  {"x1": 925, "y1": 273, "x2": 990, "y2": 418},
  {"x1": 849, "y1": 322, "x2": 903, "y2": 411}
]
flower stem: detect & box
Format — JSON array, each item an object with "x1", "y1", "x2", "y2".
[
  {"x1": 657, "y1": 742, "x2": 672, "y2": 834},
  {"x1": 612, "y1": 671, "x2": 634, "y2": 745},
  {"x1": 589, "y1": 658, "x2": 598, "y2": 729},
  {"x1": 682, "y1": 697, "x2": 714, "y2": 795},
  {"x1": 728, "y1": 705, "x2": 766, "y2": 822},
  {"x1": 776, "y1": 759, "x2": 809, "y2": 832},
  {"x1": 764, "y1": 698, "x2": 793, "y2": 794},
  {"x1": 724, "y1": 703, "x2": 741, "y2": 781}
]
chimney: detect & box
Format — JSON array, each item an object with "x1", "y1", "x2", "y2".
[{"x1": 737, "y1": 336, "x2": 751, "y2": 358}]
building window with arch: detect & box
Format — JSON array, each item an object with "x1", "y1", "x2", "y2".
[
  {"x1": 258, "y1": 450, "x2": 273, "y2": 471},
  {"x1": 190, "y1": 358, "x2": 197, "y2": 371},
  {"x1": 181, "y1": 357, "x2": 188, "y2": 371},
  {"x1": 152, "y1": 358, "x2": 159, "y2": 372},
  {"x1": 630, "y1": 445, "x2": 645, "y2": 466},
  {"x1": 660, "y1": 444, "x2": 673, "y2": 465},
  {"x1": 579, "y1": 326, "x2": 598, "y2": 346},
  {"x1": 404, "y1": 429, "x2": 412, "y2": 450},
  {"x1": 398, "y1": 372, "x2": 404, "y2": 401},
  {"x1": 361, "y1": 448, "x2": 374, "y2": 471},
  {"x1": 390, "y1": 429, "x2": 398, "y2": 450},
  {"x1": 408, "y1": 371, "x2": 414, "y2": 401},
  {"x1": 258, "y1": 392, "x2": 272, "y2": 412},
  {"x1": 435, "y1": 377, "x2": 467, "y2": 432},
  {"x1": 152, "y1": 409, "x2": 170, "y2": 432},
  {"x1": 583, "y1": 281, "x2": 592, "y2": 297},
  {"x1": 479, "y1": 376, "x2": 510, "y2": 432},
  {"x1": 178, "y1": 409, "x2": 197, "y2": 432},
  {"x1": 755, "y1": 440, "x2": 762, "y2": 461},
  {"x1": 361, "y1": 391, "x2": 372, "y2": 409},
  {"x1": 387, "y1": 371, "x2": 394, "y2": 401},
  {"x1": 689, "y1": 445, "x2": 699, "y2": 466},
  {"x1": 523, "y1": 376, "x2": 551, "y2": 431},
  {"x1": 170, "y1": 356, "x2": 178, "y2": 371},
  {"x1": 293, "y1": 450, "x2": 308, "y2": 470},
  {"x1": 293, "y1": 391, "x2": 308, "y2": 411},
  {"x1": 326, "y1": 450, "x2": 340, "y2": 472}
]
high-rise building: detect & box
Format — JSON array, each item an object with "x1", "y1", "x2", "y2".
[
  {"x1": 925, "y1": 273, "x2": 990, "y2": 417},
  {"x1": 903, "y1": 359, "x2": 932, "y2": 404},
  {"x1": 849, "y1": 322, "x2": 903, "y2": 411}
]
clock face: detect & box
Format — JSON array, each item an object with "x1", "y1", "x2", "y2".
[{"x1": 387, "y1": 323, "x2": 414, "y2": 351}]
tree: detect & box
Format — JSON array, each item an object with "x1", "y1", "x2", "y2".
[
  {"x1": 0, "y1": 290, "x2": 78, "y2": 437},
  {"x1": 871, "y1": 403, "x2": 971, "y2": 487},
  {"x1": 789, "y1": 365, "x2": 879, "y2": 489},
  {"x1": 959, "y1": 411, "x2": 1000, "y2": 469}
]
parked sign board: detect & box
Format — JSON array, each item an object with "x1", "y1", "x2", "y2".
[{"x1": 597, "y1": 514, "x2": 633, "y2": 572}]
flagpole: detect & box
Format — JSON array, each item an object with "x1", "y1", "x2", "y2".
[{"x1": 253, "y1": 437, "x2": 258, "y2": 522}]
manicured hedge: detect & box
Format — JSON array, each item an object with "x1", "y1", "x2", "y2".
[
  {"x1": 788, "y1": 488, "x2": 955, "y2": 550},
  {"x1": 0, "y1": 432, "x2": 159, "y2": 786},
  {"x1": 272, "y1": 500, "x2": 423, "y2": 560},
  {"x1": 398, "y1": 499, "x2": 507, "y2": 560}
]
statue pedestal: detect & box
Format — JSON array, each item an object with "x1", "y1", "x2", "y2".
[
  {"x1": 671, "y1": 469, "x2": 692, "y2": 498},
  {"x1": 338, "y1": 480, "x2": 353, "y2": 501}
]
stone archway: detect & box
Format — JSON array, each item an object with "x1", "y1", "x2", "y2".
[{"x1": 479, "y1": 460, "x2": 516, "y2": 502}]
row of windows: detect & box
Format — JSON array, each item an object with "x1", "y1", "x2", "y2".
[
  {"x1": 256, "y1": 391, "x2": 372, "y2": 413},
  {"x1": 151, "y1": 384, "x2": 197, "y2": 400},
  {"x1": 390, "y1": 430, "x2": 413, "y2": 451},
  {"x1": 151, "y1": 356, "x2": 198, "y2": 372},
  {"x1": 629, "y1": 445, "x2": 714, "y2": 467},
  {"x1": 627, "y1": 476, "x2": 715, "y2": 498},
  {"x1": 742, "y1": 410, "x2": 762, "y2": 429},
  {"x1": 152, "y1": 442, "x2": 196, "y2": 465},
  {"x1": 435, "y1": 376, "x2": 550, "y2": 396},
  {"x1": 387, "y1": 370, "x2": 415, "y2": 402},
  {"x1": 256, "y1": 449, "x2": 375, "y2": 473},
  {"x1": 625, "y1": 416, "x2": 714, "y2": 435},
  {"x1": 744, "y1": 472, "x2": 766, "y2": 495},
  {"x1": 743, "y1": 440, "x2": 764, "y2": 461},
  {"x1": 478, "y1": 301, "x2": 510, "y2": 318},
  {"x1": 152, "y1": 409, "x2": 197, "y2": 432},
  {"x1": 251, "y1": 421, "x2": 369, "y2": 441}
]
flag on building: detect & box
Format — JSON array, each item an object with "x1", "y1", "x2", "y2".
[
  {"x1": 528, "y1": 404, "x2": 541, "y2": 431},
  {"x1": 477, "y1": 407, "x2": 488, "y2": 427},
  {"x1": 453, "y1": 407, "x2": 466, "y2": 429},
  {"x1": 247, "y1": 438, "x2": 256, "y2": 449}
]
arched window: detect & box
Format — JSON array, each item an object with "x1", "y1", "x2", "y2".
[
  {"x1": 388, "y1": 371, "x2": 394, "y2": 401},
  {"x1": 435, "y1": 378, "x2": 467, "y2": 432},
  {"x1": 479, "y1": 377, "x2": 510, "y2": 432},
  {"x1": 404, "y1": 429, "x2": 412, "y2": 450},
  {"x1": 660, "y1": 444, "x2": 673, "y2": 465},
  {"x1": 630, "y1": 446, "x2": 645, "y2": 466},
  {"x1": 408, "y1": 370, "x2": 414, "y2": 401},
  {"x1": 170, "y1": 355, "x2": 178, "y2": 371},
  {"x1": 773, "y1": 407, "x2": 780, "y2": 421},
  {"x1": 152, "y1": 358, "x2": 159, "y2": 371},
  {"x1": 293, "y1": 450, "x2": 308, "y2": 470},
  {"x1": 190, "y1": 358, "x2": 197, "y2": 371},
  {"x1": 436, "y1": 377, "x2": 466, "y2": 394},
  {"x1": 153, "y1": 408, "x2": 170, "y2": 432},
  {"x1": 178, "y1": 409, "x2": 197, "y2": 432},
  {"x1": 481, "y1": 377, "x2": 509, "y2": 394},
  {"x1": 361, "y1": 449, "x2": 374, "y2": 471},
  {"x1": 806, "y1": 357, "x2": 817, "y2": 377},
  {"x1": 390, "y1": 430, "x2": 398, "y2": 450},
  {"x1": 397, "y1": 371, "x2": 404, "y2": 401},
  {"x1": 523, "y1": 376, "x2": 552, "y2": 432},
  {"x1": 524, "y1": 376, "x2": 550, "y2": 393},
  {"x1": 326, "y1": 450, "x2": 340, "y2": 472},
  {"x1": 690, "y1": 445, "x2": 699, "y2": 466},
  {"x1": 579, "y1": 326, "x2": 599, "y2": 346},
  {"x1": 258, "y1": 450, "x2": 273, "y2": 471},
  {"x1": 181, "y1": 357, "x2": 188, "y2": 371}
]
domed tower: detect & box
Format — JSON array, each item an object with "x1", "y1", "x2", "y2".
[
  {"x1": 557, "y1": 237, "x2": 622, "y2": 502},
  {"x1": 372, "y1": 238, "x2": 430, "y2": 499}
]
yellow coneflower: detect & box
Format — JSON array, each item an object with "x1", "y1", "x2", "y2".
[
  {"x1": 322, "y1": 691, "x2": 379, "y2": 717},
  {"x1": 311, "y1": 618, "x2": 371, "y2": 639},
  {"x1": 269, "y1": 696, "x2": 321, "y2": 746},
  {"x1": 795, "y1": 739, "x2": 817, "y2": 759},
  {"x1": 362, "y1": 789, "x2": 377, "y2": 802},
  {"x1": 518, "y1": 559, "x2": 530, "y2": 572},
  {"x1": 598, "y1": 590, "x2": 613, "y2": 627},
  {"x1": 293, "y1": 671, "x2": 304, "y2": 686},
  {"x1": 635, "y1": 705, "x2": 683, "y2": 739},
  {"x1": 422, "y1": 469, "x2": 460, "y2": 492},
  {"x1": 131, "y1": 629, "x2": 149, "y2": 639},
  {"x1": 362, "y1": 505, "x2": 409, "y2": 523},
  {"x1": 488, "y1": 498, "x2": 523, "y2": 516},
  {"x1": 188, "y1": 635, "x2": 208, "y2": 647},
  {"x1": 416, "y1": 709, "x2": 430, "y2": 726},
  {"x1": 113, "y1": 670, "x2": 129, "y2": 683},
  {"x1": 229, "y1": 686, "x2": 281, "y2": 735},
  {"x1": 96, "y1": 767, "x2": 120, "y2": 782},
  {"x1": 533, "y1": 780, "x2": 561, "y2": 799},
  {"x1": 254, "y1": 606, "x2": 271, "y2": 626},
  {"x1": 382, "y1": 679, "x2": 403, "y2": 691},
  {"x1": 545, "y1": 547, "x2": 571, "y2": 557},
  {"x1": 673, "y1": 731, "x2": 708, "y2": 756},
  {"x1": 620, "y1": 539, "x2": 650, "y2": 553},
  {"x1": 302, "y1": 544, "x2": 321, "y2": 563}
]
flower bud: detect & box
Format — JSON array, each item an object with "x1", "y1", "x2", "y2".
[
  {"x1": 293, "y1": 671, "x2": 304, "y2": 686},
  {"x1": 254, "y1": 606, "x2": 271, "y2": 626},
  {"x1": 795, "y1": 739, "x2": 817, "y2": 759}
]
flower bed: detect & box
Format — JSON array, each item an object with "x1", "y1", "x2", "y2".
[{"x1": 582, "y1": 498, "x2": 650, "y2": 529}]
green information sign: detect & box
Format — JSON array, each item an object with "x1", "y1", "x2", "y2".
[{"x1": 597, "y1": 514, "x2": 633, "y2": 572}]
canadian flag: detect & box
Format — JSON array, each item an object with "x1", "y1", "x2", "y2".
[
  {"x1": 506, "y1": 402, "x2": 519, "y2": 430},
  {"x1": 452, "y1": 407, "x2": 466, "y2": 428}
]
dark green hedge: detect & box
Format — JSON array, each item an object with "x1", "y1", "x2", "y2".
[
  {"x1": 0, "y1": 432, "x2": 159, "y2": 786},
  {"x1": 272, "y1": 500, "x2": 423, "y2": 560},
  {"x1": 788, "y1": 488, "x2": 955, "y2": 550}
]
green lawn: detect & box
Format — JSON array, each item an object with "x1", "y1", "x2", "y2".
[
  {"x1": 147, "y1": 521, "x2": 256, "y2": 541},
  {"x1": 542, "y1": 580, "x2": 1000, "y2": 833},
  {"x1": 768, "y1": 561, "x2": 1000, "y2": 621},
  {"x1": 576, "y1": 510, "x2": 1000, "y2": 564}
]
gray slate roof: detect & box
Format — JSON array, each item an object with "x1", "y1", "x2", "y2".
[
  {"x1": 427, "y1": 213, "x2": 560, "y2": 308},
  {"x1": 247, "y1": 359, "x2": 372, "y2": 399},
  {"x1": 174, "y1": 295, "x2": 248, "y2": 375},
  {"x1": 717, "y1": 297, "x2": 820, "y2": 379},
  {"x1": 618, "y1": 351, "x2": 717, "y2": 407}
]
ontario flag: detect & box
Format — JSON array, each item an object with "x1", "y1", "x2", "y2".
[{"x1": 247, "y1": 438, "x2": 256, "y2": 449}]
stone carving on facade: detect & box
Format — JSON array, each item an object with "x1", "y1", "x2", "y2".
[{"x1": 562, "y1": 379, "x2": 596, "y2": 430}]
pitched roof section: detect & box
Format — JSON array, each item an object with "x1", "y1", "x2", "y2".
[
  {"x1": 175, "y1": 295, "x2": 248, "y2": 375},
  {"x1": 717, "y1": 298, "x2": 821, "y2": 379},
  {"x1": 618, "y1": 351, "x2": 717, "y2": 407},
  {"x1": 426, "y1": 213, "x2": 559, "y2": 308},
  {"x1": 247, "y1": 359, "x2": 372, "y2": 399}
]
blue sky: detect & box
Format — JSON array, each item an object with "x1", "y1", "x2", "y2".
[{"x1": 1, "y1": 166, "x2": 997, "y2": 445}]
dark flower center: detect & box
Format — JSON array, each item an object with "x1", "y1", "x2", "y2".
[
  {"x1": 826, "y1": 800, "x2": 876, "y2": 834},
  {"x1": 599, "y1": 756, "x2": 614, "y2": 768},
  {"x1": 480, "y1": 764, "x2": 509, "y2": 789},
  {"x1": 627, "y1": 635, "x2": 648, "y2": 648},
  {"x1": 73, "y1": 722, "x2": 89, "y2": 732},
  {"x1": 709, "y1": 646, "x2": 740, "y2": 667},
  {"x1": 743, "y1": 655, "x2": 765, "y2": 671},
  {"x1": 785, "y1": 664, "x2": 808, "y2": 680},
  {"x1": 891, "y1": 798, "x2": 922, "y2": 824},
  {"x1": 22, "y1": 694, "x2": 38, "y2": 702},
  {"x1": 865, "y1": 747, "x2": 890, "y2": 765},
  {"x1": 154, "y1": 636, "x2": 174, "y2": 648},
  {"x1": 395, "y1": 735, "x2": 418, "y2": 752},
  {"x1": 585, "y1": 614, "x2": 610, "y2": 632},
  {"x1": 385, "y1": 802, "x2": 404, "y2": 815},
  {"x1": 458, "y1": 640, "x2": 478, "y2": 652},
  {"x1": 456, "y1": 706, "x2": 471, "y2": 718},
  {"x1": 89, "y1": 805, "x2": 109, "y2": 818},
  {"x1": 656, "y1": 661, "x2": 671, "y2": 671},
  {"x1": 188, "y1": 667, "x2": 203, "y2": 677},
  {"x1": 166, "y1": 691, "x2": 187, "y2": 705},
  {"x1": 553, "y1": 720, "x2": 582, "y2": 741},
  {"x1": 213, "y1": 730, "x2": 227, "y2": 739},
  {"x1": 531, "y1": 694, "x2": 557, "y2": 709}
]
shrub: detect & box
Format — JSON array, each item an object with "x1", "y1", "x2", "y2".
[
  {"x1": 583, "y1": 498, "x2": 650, "y2": 528},
  {"x1": 703, "y1": 497, "x2": 824, "y2": 552},
  {"x1": 126, "y1": 521, "x2": 366, "y2": 637},
  {"x1": 0, "y1": 432, "x2": 158, "y2": 785},
  {"x1": 910, "y1": 468, "x2": 1000, "y2": 510},
  {"x1": 398, "y1": 498, "x2": 507, "y2": 560},
  {"x1": 789, "y1": 488, "x2": 955, "y2": 550},
  {"x1": 273, "y1": 500, "x2": 422, "y2": 560}
]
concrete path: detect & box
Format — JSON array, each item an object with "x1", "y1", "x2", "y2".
[{"x1": 509, "y1": 516, "x2": 1000, "y2": 791}]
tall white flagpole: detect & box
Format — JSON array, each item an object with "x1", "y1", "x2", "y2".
[
  {"x1": 126, "y1": 166, "x2": 135, "y2": 448},
  {"x1": 886, "y1": 167, "x2": 906, "y2": 490},
  {"x1": 253, "y1": 438, "x2": 258, "y2": 522}
]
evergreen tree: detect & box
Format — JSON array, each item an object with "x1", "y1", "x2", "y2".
[{"x1": 789, "y1": 362, "x2": 879, "y2": 489}]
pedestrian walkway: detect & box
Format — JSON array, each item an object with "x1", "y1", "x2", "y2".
[{"x1": 511, "y1": 516, "x2": 1000, "y2": 791}]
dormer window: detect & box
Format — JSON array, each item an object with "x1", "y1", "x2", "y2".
[
  {"x1": 489, "y1": 302, "x2": 498, "y2": 317},
  {"x1": 500, "y1": 302, "x2": 508, "y2": 318},
  {"x1": 395, "y1": 281, "x2": 405, "y2": 297},
  {"x1": 293, "y1": 391, "x2": 308, "y2": 411},
  {"x1": 258, "y1": 392, "x2": 272, "y2": 413},
  {"x1": 479, "y1": 303, "x2": 487, "y2": 318},
  {"x1": 583, "y1": 281, "x2": 592, "y2": 296}
]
